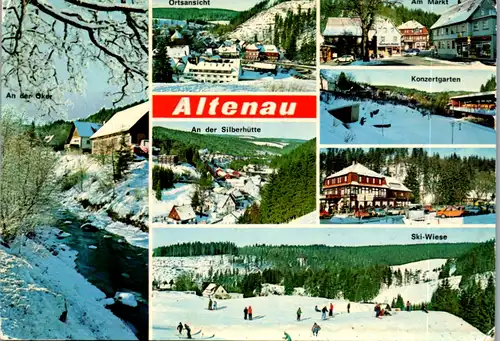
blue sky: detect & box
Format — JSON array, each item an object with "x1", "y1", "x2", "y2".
[
  {"x1": 320, "y1": 148, "x2": 496, "y2": 159},
  {"x1": 155, "y1": 121, "x2": 317, "y2": 140},
  {"x1": 152, "y1": 228, "x2": 495, "y2": 248},
  {"x1": 322, "y1": 69, "x2": 496, "y2": 93},
  {"x1": 153, "y1": 0, "x2": 263, "y2": 11}
]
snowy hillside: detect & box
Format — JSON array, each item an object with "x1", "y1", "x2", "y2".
[
  {"x1": 152, "y1": 292, "x2": 487, "y2": 341},
  {"x1": 320, "y1": 97, "x2": 497, "y2": 144},
  {"x1": 0, "y1": 236, "x2": 137, "y2": 340},
  {"x1": 229, "y1": 0, "x2": 315, "y2": 43},
  {"x1": 55, "y1": 154, "x2": 148, "y2": 248}
]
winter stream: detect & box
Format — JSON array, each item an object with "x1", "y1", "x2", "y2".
[{"x1": 55, "y1": 210, "x2": 149, "y2": 340}]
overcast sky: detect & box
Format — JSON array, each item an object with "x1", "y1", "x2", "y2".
[
  {"x1": 153, "y1": 0, "x2": 263, "y2": 11},
  {"x1": 322, "y1": 69, "x2": 496, "y2": 93},
  {"x1": 154, "y1": 121, "x2": 317, "y2": 140},
  {"x1": 152, "y1": 228, "x2": 495, "y2": 248}
]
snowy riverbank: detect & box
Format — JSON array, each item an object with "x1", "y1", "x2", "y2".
[
  {"x1": 0, "y1": 232, "x2": 137, "y2": 340},
  {"x1": 55, "y1": 154, "x2": 148, "y2": 248}
]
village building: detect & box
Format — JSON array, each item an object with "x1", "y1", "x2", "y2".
[
  {"x1": 216, "y1": 195, "x2": 237, "y2": 216},
  {"x1": 90, "y1": 102, "x2": 149, "y2": 154},
  {"x1": 158, "y1": 155, "x2": 179, "y2": 165},
  {"x1": 168, "y1": 205, "x2": 196, "y2": 224},
  {"x1": 202, "y1": 284, "x2": 230, "y2": 299},
  {"x1": 218, "y1": 45, "x2": 239, "y2": 58},
  {"x1": 322, "y1": 162, "x2": 411, "y2": 211},
  {"x1": 167, "y1": 45, "x2": 190, "y2": 59},
  {"x1": 398, "y1": 20, "x2": 429, "y2": 50},
  {"x1": 321, "y1": 17, "x2": 401, "y2": 62},
  {"x1": 244, "y1": 44, "x2": 261, "y2": 61},
  {"x1": 183, "y1": 59, "x2": 241, "y2": 83},
  {"x1": 65, "y1": 121, "x2": 102, "y2": 153},
  {"x1": 260, "y1": 45, "x2": 280, "y2": 61},
  {"x1": 448, "y1": 90, "x2": 496, "y2": 127},
  {"x1": 430, "y1": 0, "x2": 497, "y2": 61}
]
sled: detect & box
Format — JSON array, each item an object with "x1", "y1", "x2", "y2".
[{"x1": 373, "y1": 123, "x2": 391, "y2": 128}]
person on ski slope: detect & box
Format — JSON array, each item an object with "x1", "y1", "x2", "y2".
[
  {"x1": 248, "y1": 305, "x2": 253, "y2": 320},
  {"x1": 184, "y1": 324, "x2": 192, "y2": 339},
  {"x1": 347, "y1": 302, "x2": 350, "y2": 314},
  {"x1": 421, "y1": 304, "x2": 429, "y2": 313},
  {"x1": 244, "y1": 307, "x2": 248, "y2": 320},
  {"x1": 314, "y1": 305, "x2": 321, "y2": 312},
  {"x1": 406, "y1": 301, "x2": 411, "y2": 312},
  {"x1": 311, "y1": 323, "x2": 321, "y2": 336},
  {"x1": 321, "y1": 306, "x2": 327, "y2": 320},
  {"x1": 177, "y1": 322, "x2": 183, "y2": 334},
  {"x1": 213, "y1": 300, "x2": 217, "y2": 310},
  {"x1": 208, "y1": 297, "x2": 213, "y2": 310},
  {"x1": 374, "y1": 304, "x2": 381, "y2": 318},
  {"x1": 297, "y1": 307, "x2": 302, "y2": 321},
  {"x1": 329, "y1": 303, "x2": 333, "y2": 317},
  {"x1": 283, "y1": 331, "x2": 292, "y2": 341}
]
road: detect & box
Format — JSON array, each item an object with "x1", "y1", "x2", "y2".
[{"x1": 322, "y1": 55, "x2": 495, "y2": 67}]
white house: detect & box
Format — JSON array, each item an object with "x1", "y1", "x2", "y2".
[
  {"x1": 202, "y1": 284, "x2": 230, "y2": 299},
  {"x1": 65, "y1": 121, "x2": 102, "y2": 152},
  {"x1": 183, "y1": 59, "x2": 241, "y2": 83},
  {"x1": 373, "y1": 18, "x2": 402, "y2": 57},
  {"x1": 216, "y1": 195, "x2": 237, "y2": 216},
  {"x1": 167, "y1": 45, "x2": 190, "y2": 59}
]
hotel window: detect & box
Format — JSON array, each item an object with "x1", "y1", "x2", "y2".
[
  {"x1": 473, "y1": 21, "x2": 479, "y2": 31},
  {"x1": 360, "y1": 176, "x2": 363, "y2": 182},
  {"x1": 447, "y1": 40, "x2": 451, "y2": 49},
  {"x1": 483, "y1": 20, "x2": 488, "y2": 30},
  {"x1": 445, "y1": 27, "x2": 448, "y2": 34},
  {"x1": 452, "y1": 41, "x2": 455, "y2": 48},
  {"x1": 344, "y1": 176, "x2": 347, "y2": 182}
]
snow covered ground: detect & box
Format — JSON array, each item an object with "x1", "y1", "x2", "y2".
[
  {"x1": 153, "y1": 77, "x2": 315, "y2": 93},
  {"x1": 55, "y1": 154, "x2": 148, "y2": 249},
  {"x1": 288, "y1": 211, "x2": 317, "y2": 224},
  {"x1": 0, "y1": 235, "x2": 137, "y2": 340},
  {"x1": 151, "y1": 291, "x2": 486, "y2": 341},
  {"x1": 320, "y1": 98, "x2": 496, "y2": 144}
]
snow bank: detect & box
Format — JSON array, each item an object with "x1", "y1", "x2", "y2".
[
  {"x1": 0, "y1": 238, "x2": 137, "y2": 340},
  {"x1": 114, "y1": 292, "x2": 138, "y2": 308},
  {"x1": 320, "y1": 97, "x2": 496, "y2": 144},
  {"x1": 152, "y1": 292, "x2": 486, "y2": 340},
  {"x1": 56, "y1": 155, "x2": 148, "y2": 249},
  {"x1": 288, "y1": 211, "x2": 317, "y2": 225}
]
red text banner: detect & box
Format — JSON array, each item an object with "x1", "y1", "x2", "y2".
[{"x1": 153, "y1": 95, "x2": 317, "y2": 118}]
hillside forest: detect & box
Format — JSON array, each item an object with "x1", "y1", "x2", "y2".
[
  {"x1": 154, "y1": 240, "x2": 495, "y2": 333},
  {"x1": 320, "y1": 148, "x2": 496, "y2": 205}
]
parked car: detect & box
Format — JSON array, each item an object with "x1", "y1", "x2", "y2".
[
  {"x1": 464, "y1": 205, "x2": 481, "y2": 215},
  {"x1": 335, "y1": 55, "x2": 355, "y2": 63},
  {"x1": 437, "y1": 206, "x2": 466, "y2": 218},
  {"x1": 403, "y1": 49, "x2": 419, "y2": 56},
  {"x1": 423, "y1": 204, "x2": 435, "y2": 213}
]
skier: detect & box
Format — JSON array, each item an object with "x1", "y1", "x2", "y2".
[
  {"x1": 314, "y1": 305, "x2": 321, "y2": 312},
  {"x1": 421, "y1": 304, "x2": 429, "y2": 314},
  {"x1": 244, "y1": 306, "x2": 248, "y2": 320},
  {"x1": 184, "y1": 324, "x2": 192, "y2": 339},
  {"x1": 213, "y1": 300, "x2": 217, "y2": 311},
  {"x1": 347, "y1": 302, "x2": 350, "y2": 314},
  {"x1": 374, "y1": 304, "x2": 382, "y2": 318},
  {"x1": 297, "y1": 307, "x2": 302, "y2": 321},
  {"x1": 248, "y1": 305, "x2": 253, "y2": 320},
  {"x1": 329, "y1": 303, "x2": 333, "y2": 317},
  {"x1": 283, "y1": 331, "x2": 292, "y2": 341},
  {"x1": 311, "y1": 322, "x2": 321, "y2": 336},
  {"x1": 208, "y1": 297, "x2": 213, "y2": 310},
  {"x1": 321, "y1": 306, "x2": 327, "y2": 320},
  {"x1": 177, "y1": 322, "x2": 183, "y2": 334},
  {"x1": 406, "y1": 301, "x2": 411, "y2": 312}
]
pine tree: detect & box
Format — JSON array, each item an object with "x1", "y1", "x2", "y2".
[
  {"x1": 404, "y1": 164, "x2": 420, "y2": 203},
  {"x1": 113, "y1": 134, "x2": 133, "y2": 182},
  {"x1": 155, "y1": 180, "x2": 162, "y2": 200},
  {"x1": 153, "y1": 36, "x2": 174, "y2": 83}
]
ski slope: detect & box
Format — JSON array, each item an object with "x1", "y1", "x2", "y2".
[
  {"x1": 320, "y1": 98, "x2": 496, "y2": 144},
  {"x1": 151, "y1": 292, "x2": 487, "y2": 341}
]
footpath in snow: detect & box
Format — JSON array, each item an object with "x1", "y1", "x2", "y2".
[
  {"x1": 151, "y1": 292, "x2": 486, "y2": 341},
  {"x1": 320, "y1": 98, "x2": 496, "y2": 144}
]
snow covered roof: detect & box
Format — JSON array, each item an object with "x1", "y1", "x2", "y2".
[
  {"x1": 219, "y1": 45, "x2": 238, "y2": 53},
  {"x1": 323, "y1": 17, "x2": 363, "y2": 36},
  {"x1": 203, "y1": 283, "x2": 218, "y2": 294},
  {"x1": 172, "y1": 205, "x2": 196, "y2": 221},
  {"x1": 217, "y1": 195, "x2": 235, "y2": 209},
  {"x1": 450, "y1": 90, "x2": 496, "y2": 100},
  {"x1": 245, "y1": 44, "x2": 262, "y2": 51},
  {"x1": 385, "y1": 176, "x2": 411, "y2": 192},
  {"x1": 171, "y1": 30, "x2": 183, "y2": 40},
  {"x1": 326, "y1": 163, "x2": 384, "y2": 179},
  {"x1": 398, "y1": 20, "x2": 424, "y2": 30},
  {"x1": 430, "y1": 0, "x2": 482, "y2": 30},
  {"x1": 74, "y1": 121, "x2": 102, "y2": 138},
  {"x1": 184, "y1": 59, "x2": 240, "y2": 73},
  {"x1": 90, "y1": 102, "x2": 149, "y2": 139},
  {"x1": 261, "y1": 45, "x2": 279, "y2": 53}
]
